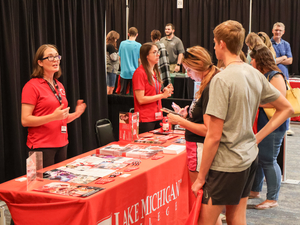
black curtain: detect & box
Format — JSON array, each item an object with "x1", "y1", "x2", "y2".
[
  {"x1": 105, "y1": 0, "x2": 127, "y2": 48},
  {"x1": 128, "y1": 0, "x2": 250, "y2": 63},
  {"x1": 252, "y1": 0, "x2": 300, "y2": 75},
  {"x1": 0, "y1": 0, "x2": 107, "y2": 183}
]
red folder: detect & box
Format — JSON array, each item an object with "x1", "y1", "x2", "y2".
[{"x1": 185, "y1": 189, "x2": 203, "y2": 225}]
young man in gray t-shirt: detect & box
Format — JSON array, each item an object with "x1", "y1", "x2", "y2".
[{"x1": 191, "y1": 20, "x2": 293, "y2": 225}]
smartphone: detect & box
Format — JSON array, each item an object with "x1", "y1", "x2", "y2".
[{"x1": 161, "y1": 108, "x2": 183, "y2": 117}]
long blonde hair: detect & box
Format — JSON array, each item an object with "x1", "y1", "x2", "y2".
[
  {"x1": 182, "y1": 46, "x2": 219, "y2": 100},
  {"x1": 245, "y1": 32, "x2": 264, "y2": 50},
  {"x1": 257, "y1": 31, "x2": 276, "y2": 57}
]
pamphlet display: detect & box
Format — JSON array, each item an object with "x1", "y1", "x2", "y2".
[
  {"x1": 119, "y1": 112, "x2": 139, "y2": 141},
  {"x1": 43, "y1": 155, "x2": 133, "y2": 184},
  {"x1": 33, "y1": 182, "x2": 104, "y2": 197}
]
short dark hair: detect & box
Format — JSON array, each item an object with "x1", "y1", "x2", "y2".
[
  {"x1": 128, "y1": 27, "x2": 138, "y2": 36},
  {"x1": 166, "y1": 23, "x2": 175, "y2": 30},
  {"x1": 151, "y1": 30, "x2": 161, "y2": 41}
]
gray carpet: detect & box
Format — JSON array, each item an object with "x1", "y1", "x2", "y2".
[{"x1": 243, "y1": 122, "x2": 300, "y2": 225}]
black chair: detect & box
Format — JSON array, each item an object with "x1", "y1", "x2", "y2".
[{"x1": 95, "y1": 118, "x2": 115, "y2": 147}]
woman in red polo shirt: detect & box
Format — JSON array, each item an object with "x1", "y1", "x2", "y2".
[
  {"x1": 21, "y1": 44, "x2": 86, "y2": 167},
  {"x1": 132, "y1": 42, "x2": 173, "y2": 134}
]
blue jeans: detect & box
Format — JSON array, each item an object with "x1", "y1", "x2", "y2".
[{"x1": 251, "y1": 130, "x2": 285, "y2": 200}]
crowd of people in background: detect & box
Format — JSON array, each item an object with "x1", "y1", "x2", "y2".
[
  {"x1": 103, "y1": 20, "x2": 294, "y2": 224},
  {"x1": 4, "y1": 18, "x2": 290, "y2": 225},
  {"x1": 17, "y1": 18, "x2": 294, "y2": 225}
]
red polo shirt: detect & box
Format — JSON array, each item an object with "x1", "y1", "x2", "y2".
[
  {"x1": 132, "y1": 65, "x2": 162, "y2": 122},
  {"x1": 21, "y1": 78, "x2": 69, "y2": 148}
]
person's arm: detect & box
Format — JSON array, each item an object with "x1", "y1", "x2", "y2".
[
  {"x1": 281, "y1": 57, "x2": 293, "y2": 65},
  {"x1": 260, "y1": 74, "x2": 286, "y2": 108},
  {"x1": 191, "y1": 115, "x2": 224, "y2": 195},
  {"x1": 21, "y1": 103, "x2": 70, "y2": 127},
  {"x1": 66, "y1": 100, "x2": 87, "y2": 123},
  {"x1": 135, "y1": 88, "x2": 171, "y2": 105},
  {"x1": 275, "y1": 55, "x2": 287, "y2": 65},
  {"x1": 174, "y1": 53, "x2": 183, "y2": 72},
  {"x1": 256, "y1": 94, "x2": 293, "y2": 144},
  {"x1": 168, "y1": 113, "x2": 210, "y2": 137}
]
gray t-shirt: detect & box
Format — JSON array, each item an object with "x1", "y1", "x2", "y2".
[
  {"x1": 160, "y1": 36, "x2": 185, "y2": 64},
  {"x1": 206, "y1": 63, "x2": 280, "y2": 172}
]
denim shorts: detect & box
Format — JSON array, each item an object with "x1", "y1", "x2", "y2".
[{"x1": 107, "y1": 72, "x2": 117, "y2": 87}]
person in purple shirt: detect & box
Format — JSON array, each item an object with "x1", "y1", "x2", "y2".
[{"x1": 271, "y1": 22, "x2": 294, "y2": 136}]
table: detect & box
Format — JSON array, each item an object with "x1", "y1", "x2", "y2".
[
  {"x1": 289, "y1": 78, "x2": 300, "y2": 122},
  {"x1": 0, "y1": 140, "x2": 193, "y2": 225}
]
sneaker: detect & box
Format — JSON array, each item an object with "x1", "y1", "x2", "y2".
[{"x1": 287, "y1": 129, "x2": 295, "y2": 136}]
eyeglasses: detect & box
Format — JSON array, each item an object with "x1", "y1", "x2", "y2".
[
  {"x1": 184, "y1": 48, "x2": 197, "y2": 59},
  {"x1": 151, "y1": 51, "x2": 160, "y2": 56},
  {"x1": 41, "y1": 55, "x2": 62, "y2": 61}
]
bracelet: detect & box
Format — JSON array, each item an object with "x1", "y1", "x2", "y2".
[{"x1": 177, "y1": 63, "x2": 180, "y2": 66}]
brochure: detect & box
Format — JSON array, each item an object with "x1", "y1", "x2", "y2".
[
  {"x1": 34, "y1": 182, "x2": 104, "y2": 197},
  {"x1": 163, "y1": 144, "x2": 186, "y2": 154}
]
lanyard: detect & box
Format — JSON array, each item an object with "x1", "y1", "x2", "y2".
[
  {"x1": 44, "y1": 79, "x2": 63, "y2": 105},
  {"x1": 152, "y1": 74, "x2": 160, "y2": 111}
]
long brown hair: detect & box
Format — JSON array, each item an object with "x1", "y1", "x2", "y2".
[
  {"x1": 140, "y1": 42, "x2": 162, "y2": 85},
  {"x1": 31, "y1": 44, "x2": 62, "y2": 79},
  {"x1": 250, "y1": 44, "x2": 281, "y2": 74},
  {"x1": 106, "y1": 30, "x2": 120, "y2": 49},
  {"x1": 182, "y1": 46, "x2": 219, "y2": 99}
]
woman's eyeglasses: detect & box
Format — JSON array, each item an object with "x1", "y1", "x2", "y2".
[
  {"x1": 41, "y1": 55, "x2": 62, "y2": 61},
  {"x1": 151, "y1": 51, "x2": 161, "y2": 56}
]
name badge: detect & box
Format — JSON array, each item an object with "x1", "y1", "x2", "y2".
[
  {"x1": 155, "y1": 111, "x2": 163, "y2": 120},
  {"x1": 61, "y1": 126, "x2": 67, "y2": 133}
]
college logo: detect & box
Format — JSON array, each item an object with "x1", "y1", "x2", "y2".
[{"x1": 59, "y1": 88, "x2": 66, "y2": 96}]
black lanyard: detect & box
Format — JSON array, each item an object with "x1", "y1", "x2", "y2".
[
  {"x1": 152, "y1": 74, "x2": 160, "y2": 111},
  {"x1": 44, "y1": 79, "x2": 63, "y2": 105}
]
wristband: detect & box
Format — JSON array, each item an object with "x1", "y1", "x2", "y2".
[{"x1": 177, "y1": 63, "x2": 180, "y2": 66}]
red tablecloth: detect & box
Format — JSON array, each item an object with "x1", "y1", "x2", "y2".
[
  {"x1": 289, "y1": 78, "x2": 300, "y2": 121},
  {"x1": 0, "y1": 137, "x2": 194, "y2": 225}
]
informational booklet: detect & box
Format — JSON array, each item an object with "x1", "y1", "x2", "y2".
[
  {"x1": 100, "y1": 144, "x2": 132, "y2": 156},
  {"x1": 163, "y1": 144, "x2": 186, "y2": 154},
  {"x1": 125, "y1": 149, "x2": 158, "y2": 159},
  {"x1": 33, "y1": 182, "x2": 104, "y2": 197}
]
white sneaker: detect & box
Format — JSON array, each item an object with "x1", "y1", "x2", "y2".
[{"x1": 287, "y1": 129, "x2": 295, "y2": 136}]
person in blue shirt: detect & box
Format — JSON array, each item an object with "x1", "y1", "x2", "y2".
[
  {"x1": 271, "y1": 22, "x2": 294, "y2": 136},
  {"x1": 271, "y1": 22, "x2": 293, "y2": 79},
  {"x1": 118, "y1": 27, "x2": 142, "y2": 95}
]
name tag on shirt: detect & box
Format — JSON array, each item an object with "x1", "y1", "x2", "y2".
[
  {"x1": 61, "y1": 126, "x2": 67, "y2": 133},
  {"x1": 155, "y1": 112, "x2": 163, "y2": 120}
]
